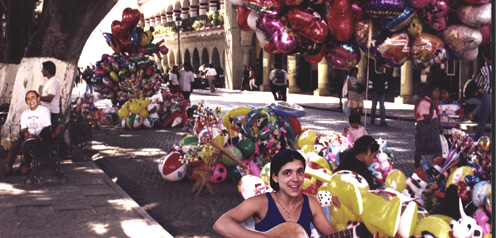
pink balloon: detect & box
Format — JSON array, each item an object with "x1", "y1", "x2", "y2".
[
  {"x1": 443, "y1": 24, "x2": 482, "y2": 60},
  {"x1": 236, "y1": 6, "x2": 252, "y2": 32},
  {"x1": 479, "y1": 24, "x2": 491, "y2": 45},
  {"x1": 463, "y1": 0, "x2": 490, "y2": 4},
  {"x1": 264, "y1": 42, "x2": 279, "y2": 54},
  {"x1": 304, "y1": 44, "x2": 326, "y2": 64},
  {"x1": 325, "y1": 43, "x2": 361, "y2": 70},
  {"x1": 457, "y1": 3, "x2": 491, "y2": 28},
  {"x1": 94, "y1": 69, "x2": 106, "y2": 77},
  {"x1": 351, "y1": 3, "x2": 363, "y2": 21},
  {"x1": 247, "y1": 11, "x2": 268, "y2": 45},
  {"x1": 407, "y1": 0, "x2": 431, "y2": 9},
  {"x1": 419, "y1": 0, "x2": 449, "y2": 31},
  {"x1": 102, "y1": 77, "x2": 114, "y2": 88},
  {"x1": 261, "y1": 14, "x2": 298, "y2": 53},
  {"x1": 287, "y1": 8, "x2": 328, "y2": 43}
]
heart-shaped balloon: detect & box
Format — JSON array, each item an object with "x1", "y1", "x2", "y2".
[
  {"x1": 283, "y1": 0, "x2": 306, "y2": 6},
  {"x1": 457, "y1": 3, "x2": 491, "y2": 28},
  {"x1": 407, "y1": 0, "x2": 431, "y2": 9},
  {"x1": 419, "y1": 0, "x2": 448, "y2": 31},
  {"x1": 122, "y1": 8, "x2": 141, "y2": 29},
  {"x1": 479, "y1": 24, "x2": 491, "y2": 45},
  {"x1": 325, "y1": 43, "x2": 361, "y2": 70},
  {"x1": 376, "y1": 32, "x2": 410, "y2": 67},
  {"x1": 328, "y1": 0, "x2": 354, "y2": 42},
  {"x1": 264, "y1": 42, "x2": 279, "y2": 54},
  {"x1": 443, "y1": 24, "x2": 482, "y2": 60},
  {"x1": 111, "y1": 20, "x2": 130, "y2": 39},
  {"x1": 410, "y1": 32, "x2": 447, "y2": 69},
  {"x1": 117, "y1": 37, "x2": 133, "y2": 52},
  {"x1": 351, "y1": 3, "x2": 363, "y2": 21},
  {"x1": 287, "y1": 8, "x2": 328, "y2": 43},
  {"x1": 247, "y1": 11, "x2": 268, "y2": 45},
  {"x1": 262, "y1": 15, "x2": 299, "y2": 53},
  {"x1": 365, "y1": 0, "x2": 406, "y2": 18},
  {"x1": 236, "y1": 6, "x2": 252, "y2": 31},
  {"x1": 304, "y1": 43, "x2": 326, "y2": 64}
]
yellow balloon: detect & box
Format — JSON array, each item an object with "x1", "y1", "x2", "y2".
[
  {"x1": 360, "y1": 192, "x2": 402, "y2": 237},
  {"x1": 139, "y1": 108, "x2": 149, "y2": 118},
  {"x1": 222, "y1": 107, "x2": 252, "y2": 129},
  {"x1": 300, "y1": 144, "x2": 314, "y2": 154},
  {"x1": 129, "y1": 102, "x2": 141, "y2": 114},
  {"x1": 118, "y1": 107, "x2": 129, "y2": 118},
  {"x1": 385, "y1": 169, "x2": 407, "y2": 192},
  {"x1": 445, "y1": 166, "x2": 473, "y2": 189},
  {"x1": 110, "y1": 71, "x2": 119, "y2": 82},
  {"x1": 226, "y1": 128, "x2": 239, "y2": 138},
  {"x1": 298, "y1": 130, "x2": 316, "y2": 147},
  {"x1": 428, "y1": 214, "x2": 454, "y2": 224},
  {"x1": 413, "y1": 216, "x2": 452, "y2": 238},
  {"x1": 213, "y1": 134, "x2": 226, "y2": 146},
  {"x1": 329, "y1": 203, "x2": 360, "y2": 232},
  {"x1": 139, "y1": 30, "x2": 153, "y2": 46},
  {"x1": 327, "y1": 171, "x2": 370, "y2": 216},
  {"x1": 308, "y1": 155, "x2": 331, "y2": 170}
]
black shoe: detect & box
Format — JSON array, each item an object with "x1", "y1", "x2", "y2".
[{"x1": 380, "y1": 122, "x2": 388, "y2": 126}]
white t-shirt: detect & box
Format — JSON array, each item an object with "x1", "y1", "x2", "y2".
[
  {"x1": 20, "y1": 105, "x2": 52, "y2": 136},
  {"x1": 205, "y1": 68, "x2": 217, "y2": 77},
  {"x1": 169, "y1": 73, "x2": 179, "y2": 85},
  {"x1": 42, "y1": 76, "x2": 61, "y2": 113},
  {"x1": 178, "y1": 70, "x2": 195, "y2": 92}
]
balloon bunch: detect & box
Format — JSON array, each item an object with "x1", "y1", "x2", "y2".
[
  {"x1": 233, "y1": 0, "x2": 491, "y2": 69},
  {"x1": 118, "y1": 97, "x2": 160, "y2": 129}
]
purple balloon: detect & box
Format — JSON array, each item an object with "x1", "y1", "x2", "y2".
[
  {"x1": 325, "y1": 43, "x2": 361, "y2": 70},
  {"x1": 407, "y1": 0, "x2": 431, "y2": 9},
  {"x1": 419, "y1": 0, "x2": 449, "y2": 31},
  {"x1": 262, "y1": 14, "x2": 298, "y2": 53},
  {"x1": 365, "y1": 0, "x2": 406, "y2": 18},
  {"x1": 479, "y1": 25, "x2": 491, "y2": 45},
  {"x1": 102, "y1": 77, "x2": 114, "y2": 88}
]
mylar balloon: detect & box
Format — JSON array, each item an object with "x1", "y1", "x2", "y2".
[
  {"x1": 376, "y1": 32, "x2": 410, "y2": 67},
  {"x1": 262, "y1": 13, "x2": 298, "y2": 53},
  {"x1": 419, "y1": 0, "x2": 449, "y2": 31},
  {"x1": 479, "y1": 24, "x2": 491, "y2": 45},
  {"x1": 122, "y1": 8, "x2": 141, "y2": 29},
  {"x1": 328, "y1": 0, "x2": 354, "y2": 42},
  {"x1": 457, "y1": 3, "x2": 491, "y2": 28},
  {"x1": 463, "y1": 0, "x2": 490, "y2": 4},
  {"x1": 111, "y1": 20, "x2": 129, "y2": 39},
  {"x1": 365, "y1": 0, "x2": 406, "y2": 18},
  {"x1": 410, "y1": 32, "x2": 447, "y2": 69},
  {"x1": 443, "y1": 24, "x2": 482, "y2": 61},
  {"x1": 304, "y1": 43, "x2": 326, "y2": 64},
  {"x1": 325, "y1": 43, "x2": 361, "y2": 70},
  {"x1": 382, "y1": 7, "x2": 416, "y2": 32},
  {"x1": 236, "y1": 6, "x2": 252, "y2": 32},
  {"x1": 247, "y1": 11, "x2": 268, "y2": 46},
  {"x1": 287, "y1": 8, "x2": 328, "y2": 43},
  {"x1": 407, "y1": 0, "x2": 431, "y2": 9},
  {"x1": 355, "y1": 20, "x2": 381, "y2": 52}
]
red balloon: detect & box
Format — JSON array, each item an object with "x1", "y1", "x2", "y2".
[
  {"x1": 287, "y1": 8, "x2": 328, "y2": 43},
  {"x1": 328, "y1": 0, "x2": 354, "y2": 42},
  {"x1": 117, "y1": 37, "x2": 133, "y2": 52},
  {"x1": 287, "y1": 117, "x2": 301, "y2": 136},
  {"x1": 245, "y1": 0, "x2": 282, "y2": 12},
  {"x1": 111, "y1": 20, "x2": 130, "y2": 39},
  {"x1": 479, "y1": 25, "x2": 491, "y2": 45},
  {"x1": 282, "y1": 0, "x2": 305, "y2": 6},
  {"x1": 264, "y1": 42, "x2": 279, "y2": 54},
  {"x1": 122, "y1": 8, "x2": 141, "y2": 29},
  {"x1": 236, "y1": 6, "x2": 252, "y2": 31},
  {"x1": 419, "y1": 0, "x2": 448, "y2": 31},
  {"x1": 304, "y1": 43, "x2": 326, "y2": 64}
]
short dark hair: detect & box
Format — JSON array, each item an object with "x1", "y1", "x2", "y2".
[
  {"x1": 270, "y1": 149, "x2": 306, "y2": 191},
  {"x1": 42, "y1": 61, "x2": 56, "y2": 75},
  {"x1": 274, "y1": 63, "x2": 282, "y2": 69},
  {"x1": 349, "y1": 67, "x2": 359, "y2": 76},
  {"x1": 25, "y1": 90, "x2": 39, "y2": 98},
  {"x1": 349, "y1": 113, "x2": 361, "y2": 124},
  {"x1": 424, "y1": 82, "x2": 439, "y2": 98},
  {"x1": 376, "y1": 59, "x2": 386, "y2": 68},
  {"x1": 353, "y1": 135, "x2": 379, "y2": 154}
]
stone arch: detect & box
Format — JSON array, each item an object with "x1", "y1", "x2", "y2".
[
  {"x1": 201, "y1": 48, "x2": 209, "y2": 65},
  {"x1": 174, "y1": 1, "x2": 182, "y2": 18},
  {"x1": 184, "y1": 49, "x2": 191, "y2": 64},
  {"x1": 177, "y1": 49, "x2": 182, "y2": 66},
  {"x1": 167, "y1": 4, "x2": 174, "y2": 22},
  {"x1": 193, "y1": 48, "x2": 200, "y2": 70},
  {"x1": 211, "y1": 47, "x2": 221, "y2": 68}
]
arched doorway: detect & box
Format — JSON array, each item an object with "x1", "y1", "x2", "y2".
[
  {"x1": 184, "y1": 49, "x2": 191, "y2": 64},
  {"x1": 201, "y1": 48, "x2": 209, "y2": 65},
  {"x1": 212, "y1": 48, "x2": 220, "y2": 67},
  {"x1": 169, "y1": 50, "x2": 175, "y2": 66},
  {"x1": 193, "y1": 48, "x2": 200, "y2": 70}
]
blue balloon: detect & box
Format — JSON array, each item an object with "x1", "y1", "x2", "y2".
[{"x1": 130, "y1": 30, "x2": 139, "y2": 47}]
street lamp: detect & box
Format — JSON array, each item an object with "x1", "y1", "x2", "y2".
[{"x1": 175, "y1": 16, "x2": 182, "y2": 66}]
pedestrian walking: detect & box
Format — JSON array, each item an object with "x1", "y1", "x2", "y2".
[
  {"x1": 248, "y1": 66, "x2": 258, "y2": 91},
  {"x1": 168, "y1": 66, "x2": 180, "y2": 93},
  {"x1": 82, "y1": 66, "x2": 94, "y2": 94},
  {"x1": 241, "y1": 65, "x2": 250, "y2": 91},
  {"x1": 413, "y1": 83, "x2": 442, "y2": 169},
  {"x1": 473, "y1": 48, "x2": 491, "y2": 140},
  {"x1": 346, "y1": 67, "x2": 365, "y2": 114},
  {"x1": 368, "y1": 60, "x2": 388, "y2": 126},
  {"x1": 179, "y1": 62, "x2": 195, "y2": 100},
  {"x1": 269, "y1": 63, "x2": 289, "y2": 101},
  {"x1": 205, "y1": 64, "x2": 218, "y2": 93}
]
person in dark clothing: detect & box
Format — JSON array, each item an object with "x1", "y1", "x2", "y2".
[
  {"x1": 335, "y1": 135, "x2": 380, "y2": 189},
  {"x1": 82, "y1": 66, "x2": 94, "y2": 94},
  {"x1": 368, "y1": 60, "x2": 388, "y2": 126},
  {"x1": 241, "y1": 65, "x2": 250, "y2": 91}
]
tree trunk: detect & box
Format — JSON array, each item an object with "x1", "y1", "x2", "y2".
[{"x1": 1, "y1": 0, "x2": 117, "y2": 139}]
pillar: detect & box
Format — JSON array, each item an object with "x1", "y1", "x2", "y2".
[
  {"x1": 161, "y1": 13, "x2": 167, "y2": 25},
  {"x1": 209, "y1": 0, "x2": 219, "y2": 12},
  {"x1": 220, "y1": 0, "x2": 225, "y2": 9},
  {"x1": 190, "y1": 5, "x2": 199, "y2": 17},
  {"x1": 199, "y1": 1, "x2": 208, "y2": 15},
  {"x1": 395, "y1": 61, "x2": 414, "y2": 104},
  {"x1": 167, "y1": 12, "x2": 174, "y2": 23},
  {"x1": 260, "y1": 51, "x2": 274, "y2": 91},
  {"x1": 314, "y1": 58, "x2": 330, "y2": 96},
  {"x1": 287, "y1": 55, "x2": 301, "y2": 93},
  {"x1": 150, "y1": 16, "x2": 155, "y2": 27},
  {"x1": 181, "y1": 8, "x2": 189, "y2": 20},
  {"x1": 241, "y1": 46, "x2": 251, "y2": 67},
  {"x1": 144, "y1": 18, "x2": 150, "y2": 28}
]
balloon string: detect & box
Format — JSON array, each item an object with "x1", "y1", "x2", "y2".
[{"x1": 364, "y1": 17, "x2": 372, "y2": 130}]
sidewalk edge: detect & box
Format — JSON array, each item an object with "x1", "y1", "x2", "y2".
[{"x1": 86, "y1": 161, "x2": 174, "y2": 238}]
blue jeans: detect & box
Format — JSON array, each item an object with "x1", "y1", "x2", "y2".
[
  {"x1": 474, "y1": 93, "x2": 491, "y2": 140},
  {"x1": 465, "y1": 98, "x2": 481, "y2": 117},
  {"x1": 370, "y1": 94, "x2": 386, "y2": 123}
]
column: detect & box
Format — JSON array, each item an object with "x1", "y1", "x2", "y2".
[
  {"x1": 160, "y1": 13, "x2": 167, "y2": 25},
  {"x1": 313, "y1": 58, "x2": 330, "y2": 96},
  {"x1": 167, "y1": 12, "x2": 174, "y2": 23},
  {"x1": 220, "y1": 0, "x2": 225, "y2": 9},
  {"x1": 181, "y1": 8, "x2": 189, "y2": 19},
  {"x1": 395, "y1": 61, "x2": 414, "y2": 104},
  {"x1": 241, "y1": 46, "x2": 251, "y2": 66},
  {"x1": 260, "y1": 51, "x2": 274, "y2": 91},
  {"x1": 150, "y1": 16, "x2": 155, "y2": 27},
  {"x1": 357, "y1": 51, "x2": 366, "y2": 80},
  {"x1": 209, "y1": 0, "x2": 219, "y2": 12},
  {"x1": 287, "y1": 55, "x2": 301, "y2": 93},
  {"x1": 190, "y1": 5, "x2": 199, "y2": 17},
  {"x1": 144, "y1": 18, "x2": 150, "y2": 29},
  {"x1": 199, "y1": 1, "x2": 208, "y2": 15}
]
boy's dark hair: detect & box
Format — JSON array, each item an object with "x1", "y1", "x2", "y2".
[
  {"x1": 42, "y1": 61, "x2": 56, "y2": 75},
  {"x1": 376, "y1": 59, "x2": 386, "y2": 68},
  {"x1": 349, "y1": 113, "x2": 361, "y2": 124},
  {"x1": 349, "y1": 67, "x2": 359, "y2": 76},
  {"x1": 274, "y1": 63, "x2": 282, "y2": 69},
  {"x1": 270, "y1": 149, "x2": 306, "y2": 191},
  {"x1": 424, "y1": 82, "x2": 439, "y2": 98},
  {"x1": 353, "y1": 135, "x2": 379, "y2": 154}
]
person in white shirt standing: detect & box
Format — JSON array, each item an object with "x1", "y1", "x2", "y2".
[
  {"x1": 6, "y1": 90, "x2": 51, "y2": 176},
  {"x1": 178, "y1": 62, "x2": 195, "y2": 100},
  {"x1": 205, "y1": 64, "x2": 218, "y2": 93},
  {"x1": 40, "y1": 61, "x2": 61, "y2": 128}
]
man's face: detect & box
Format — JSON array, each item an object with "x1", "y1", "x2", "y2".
[
  {"x1": 25, "y1": 92, "x2": 40, "y2": 110},
  {"x1": 41, "y1": 67, "x2": 49, "y2": 77}
]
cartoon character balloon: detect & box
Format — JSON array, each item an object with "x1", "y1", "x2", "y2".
[
  {"x1": 410, "y1": 32, "x2": 447, "y2": 69},
  {"x1": 325, "y1": 43, "x2": 361, "y2": 70},
  {"x1": 443, "y1": 24, "x2": 482, "y2": 61},
  {"x1": 457, "y1": 3, "x2": 491, "y2": 28},
  {"x1": 376, "y1": 32, "x2": 410, "y2": 67},
  {"x1": 419, "y1": 0, "x2": 449, "y2": 31}
]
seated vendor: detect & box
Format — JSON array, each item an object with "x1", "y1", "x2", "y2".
[{"x1": 5, "y1": 90, "x2": 51, "y2": 176}]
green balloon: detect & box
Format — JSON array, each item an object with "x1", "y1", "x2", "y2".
[
  {"x1": 237, "y1": 139, "x2": 255, "y2": 157},
  {"x1": 181, "y1": 136, "x2": 198, "y2": 146}
]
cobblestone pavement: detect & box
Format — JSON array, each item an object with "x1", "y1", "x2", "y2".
[{"x1": 90, "y1": 91, "x2": 418, "y2": 237}]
